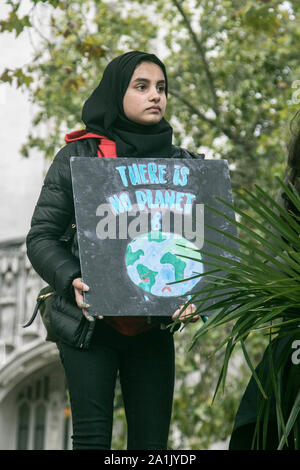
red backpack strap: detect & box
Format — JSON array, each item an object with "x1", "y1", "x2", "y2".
[
  {"x1": 97, "y1": 136, "x2": 117, "y2": 158},
  {"x1": 65, "y1": 130, "x2": 102, "y2": 142},
  {"x1": 65, "y1": 130, "x2": 117, "y2": 158}
]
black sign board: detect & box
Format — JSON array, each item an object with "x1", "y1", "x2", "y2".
[{"x1": 70, "y1": 157, "x2": 237, "y2": 317}]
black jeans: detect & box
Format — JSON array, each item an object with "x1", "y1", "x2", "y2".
[{"x1": 58, "y1": 320, "x2": 175, "y2": 450}]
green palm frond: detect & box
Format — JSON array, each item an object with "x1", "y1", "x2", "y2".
[{"x1": 175, "y1": 177, "x2": 300, "y2": 450}]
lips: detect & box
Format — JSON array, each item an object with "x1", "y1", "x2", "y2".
[{"x1": 146, "y1": 106, "x2": 161, "y2": 112}]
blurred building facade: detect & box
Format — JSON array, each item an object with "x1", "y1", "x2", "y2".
[{"x1": 0, "y1": 237, "x2": 71, "y2": 450}]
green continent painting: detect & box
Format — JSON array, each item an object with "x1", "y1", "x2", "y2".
[{"x1": 125, "y1": 232, "x2": 202, "y2": 297}]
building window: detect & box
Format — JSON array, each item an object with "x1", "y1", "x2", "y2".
[
  {"x1": 34, "y1": 403, "x2": 46, "y2": 450},
  {"x1": 16, "y1": 402, "x2": 30, "y2": 450},
  {"x1": 16, "y1": 376, "x2": 49, "y2": 450}
]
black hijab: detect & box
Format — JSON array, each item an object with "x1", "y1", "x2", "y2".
[{"x1": 82, "y1": 51, "x2": 173, "y2": 158}]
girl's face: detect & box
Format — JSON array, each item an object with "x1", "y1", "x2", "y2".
[{"x1": 123, "y1": 61, "x2": 167, "y2": 126}]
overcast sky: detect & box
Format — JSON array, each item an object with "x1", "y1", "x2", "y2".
[{"x1": 0, "y1": 0, "x2": 46, "y2": 242}]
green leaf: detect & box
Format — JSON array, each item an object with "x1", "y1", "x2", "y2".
[
  {"x1": 277, "y1": 389, "x2": 300, "y2": 450},
  {"x1": 241, "y1": 341, "x2": 267, "y2": 399}
]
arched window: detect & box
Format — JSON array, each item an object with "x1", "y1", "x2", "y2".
[
  {"x1": 15, "y1": 373, "x2": 69, "y2": 449},
  {"x1": 16, "y1": 376, "x2": 49, "y2": 450}
]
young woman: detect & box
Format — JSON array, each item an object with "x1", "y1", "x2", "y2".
[{"x1": 26, "y1": 51, "x2": 201, "y2": 450}]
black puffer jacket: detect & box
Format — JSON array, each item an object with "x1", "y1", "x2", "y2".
[{"x1": 26, "y1": 137, "x2": 204, "y2": 349}]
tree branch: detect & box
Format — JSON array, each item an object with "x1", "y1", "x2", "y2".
[
  {"x1": 170, "y1": 1, "x2": 257, "y2": 158},
  {"x1": 169, "y1": 87, "x2": 256, "y2": 158},
  {"x1": 168, "y1": 87, "x2": 215, "y2": 125},
  {"x1": 171, "y1": 0, "x2": 220, "y2": 116}
]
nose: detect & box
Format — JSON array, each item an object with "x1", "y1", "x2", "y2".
[{"x1": 149, "y1": 86, "x2": 160, "y2": 102}]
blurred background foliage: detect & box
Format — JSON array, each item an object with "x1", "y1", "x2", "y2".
[{"x1": 1, "y1": 0, "x2": 300, "y2": 449}]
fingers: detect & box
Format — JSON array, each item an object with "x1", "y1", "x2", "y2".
[
  {"x1": 172, "y1": 303, "x2": 200, "y2": 322},
  {"x1": 72, "y1": 278, "x2": 89, "y2": 296},
  {"x1": 82, "y1": 309, "x2": 95, "y2": 322},
  {"x1": 73, "y1": 278, "x2": 90, "y2": 308},
  {"x1": 72, "y1": 278, "x2": 89, "y2": 289},
  {"x1": 82, "y1": 310, "x2": 103, "y2": 322},
  {"x1": 72, "y1": 278, "x2": 98, "y2": 322}
]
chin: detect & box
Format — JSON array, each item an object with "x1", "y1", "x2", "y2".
[{"x1": 141, "y1": 117, "x2": 163, "y2": 126}]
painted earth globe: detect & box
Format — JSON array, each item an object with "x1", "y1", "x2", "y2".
[{"x1": 125, "y1": 231, "x2": 202, "y2": 297}]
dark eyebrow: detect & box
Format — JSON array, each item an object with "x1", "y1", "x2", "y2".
[{"x1": 132, "y1": 78, "x2": 166, "y2": 85}]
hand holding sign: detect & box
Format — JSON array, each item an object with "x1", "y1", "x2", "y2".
[
  {"x1": 72, "y1": 278, "x2": 103, "y2": 322},
  {"x1": 73, "y1": 276, "x2": 199, "y2": 323},
  {"x1": 172, "y1": 303, "x2": 199, "y2": 322}
]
